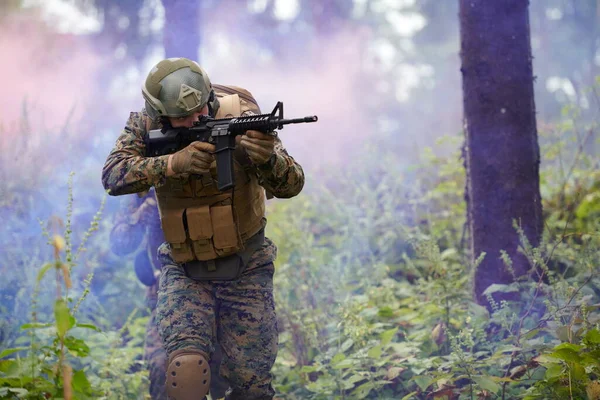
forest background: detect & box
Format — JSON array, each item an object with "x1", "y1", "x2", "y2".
[{"x1": 1, "y1": 0, "x2": 600, "y2": 399}]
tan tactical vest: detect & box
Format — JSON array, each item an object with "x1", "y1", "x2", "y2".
[{"x1": 152, "y1": 86, "x2": 267, "y2": 263}]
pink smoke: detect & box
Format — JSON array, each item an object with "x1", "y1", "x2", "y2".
[
  {"x1": 0, "y1": 11, "x2": 105, "y2": 184},
  {"x1": 0, "y1": 7, "x2": 374, "y2": 172},
  {"x1": 204, "y1": 25, "x2": 374, "y2": 167},
  {"x1": 0, "y1": 12, "x2": 103, "y2": 141}
]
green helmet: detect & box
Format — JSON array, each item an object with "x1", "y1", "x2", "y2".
[{"x1": 142, "y1": 58, "x2": 214, "y2": 120}]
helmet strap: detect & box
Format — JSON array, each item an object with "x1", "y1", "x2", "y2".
[{"x1": 207, "y1": 90, "x2": 216, "y2": 117}]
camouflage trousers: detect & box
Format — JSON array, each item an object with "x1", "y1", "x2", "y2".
[
  {"x1": 143, "y1": 299, "x2": 168, "y2": 400},
  {"x1": 144, "y1": 284, "x2": 230, "y2": 399},
  {"x1": 156, "y1": 237, "x2": 279, "y2": 400}
]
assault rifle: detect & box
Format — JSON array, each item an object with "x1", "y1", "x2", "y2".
[{"x1": 145, "y1": 102, "x2": 318, "y2": 191}]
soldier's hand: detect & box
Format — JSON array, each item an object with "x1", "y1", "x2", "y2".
[
  {"x1": 168, "y1": 141, "x2": 215, "y2": 176},
  {"x1": 240, "y1": 130, "x2": 275, "y2": 165}
]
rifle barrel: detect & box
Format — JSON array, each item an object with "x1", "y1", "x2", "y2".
[{"x1": 281, "y1": 116, "x2": 318, "y2": 124}]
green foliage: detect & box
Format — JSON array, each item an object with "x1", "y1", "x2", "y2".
[
  {"x1": 265, "y1": 96, "x2": 600, "y2": 399},
  {"x1": 0, "y1": 175, "x2": 149, "y2": 399},
  {"x1": 2, "y1": 86, "x2": 600, "y2": 400},
  {"x1": 2, "y1": 120, "x2": 599, "y2": 399}
]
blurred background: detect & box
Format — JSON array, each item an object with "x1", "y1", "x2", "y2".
[
  {"x1": 1, "y1": 0, "x2": 600, "y2": 398},
  {"x1": 2, "y1": 0, "x2": 596, "y2": 234},
  {"x1": 3, "y1": 0, "x2": 596, "y2": 174}
]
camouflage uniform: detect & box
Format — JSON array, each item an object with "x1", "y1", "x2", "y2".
[
  {"x1": 110, "y1": 191, "x2": 230, "y2": 399},
  {"x1": 143, "y1": 282, "x2": 169, "y2": 399},
  {"x1": 145, "y1": 273, "x2": 230, "y2": 399},
  {"x1": 103, "y1": 108, "x2": 304, "y2": 399}
]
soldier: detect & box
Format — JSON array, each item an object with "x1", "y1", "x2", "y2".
[
  {"x1": 109, "y1": 190, "x2": 230, "y2": 399},
  {"x1": 102, "y1": 58, "x2": 305, "y2": 399}
]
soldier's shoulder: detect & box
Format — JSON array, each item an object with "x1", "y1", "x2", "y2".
[
  {"x1": 126, "y1": 108, "x2": 158, "y2": 133},
  {"x1": 125, "y1": 109, "x2": 143, "y2": 129}
]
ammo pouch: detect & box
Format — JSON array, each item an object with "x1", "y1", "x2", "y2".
[
  {"x1": 182, "y1": 229, "x2": 265, "y2": 281},
  {"x1": 161, "y1": 199, "x2": 244, "y2": 263}
]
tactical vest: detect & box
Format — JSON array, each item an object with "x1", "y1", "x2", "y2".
[{"x1": 151, "y1": 86, "x2": 267, "y2": 263}]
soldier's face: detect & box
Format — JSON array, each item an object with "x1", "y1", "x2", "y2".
[{"x1": 168, "y1": 104, "x2": 209, "y2": 128}]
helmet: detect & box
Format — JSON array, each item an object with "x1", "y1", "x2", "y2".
[{"x1": 142, "y1": 58, "x2": 214, "y2": 120}]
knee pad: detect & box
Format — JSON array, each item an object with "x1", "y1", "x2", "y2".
[{"x1": 166, "y1": 350, "x2": 211, "y2": 400}]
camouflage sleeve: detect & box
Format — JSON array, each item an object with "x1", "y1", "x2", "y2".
[
  {"x1": 256, "y1": 135, "x2": 305, "y2": 198},
  {"x1": 101, "y1": 110, "x2": 170, "y2": 196}
]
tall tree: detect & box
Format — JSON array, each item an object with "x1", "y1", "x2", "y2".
[
  {"x1": 459, "y1": 0, "x2": 543, "y2": 305},
  {"x1": 162, "y1": 0, "x2": 201, "y2": 60}
]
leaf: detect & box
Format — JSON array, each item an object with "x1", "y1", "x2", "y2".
[
  {"x1": 331, "y1": 359, "x2": 354, "y2": 370},
  {"x1": 440, "y1": 248, "x2": 457, "y2": 260},
  {"x1": 523, "y1": 329, "x2": 540, "y2": 340},
  {"x1": 495, "y1": 344, "x2": 522, "y2": 354},
  {"x1": 37, "y1": 263, "x2": 53, "y2": 283},
  {"x1": 0, "y1": 347, "x2": 27, "y2": 359},
  {"x1": 0, "y1": 377, "x2": 34, "y2": 387},
  {"x1": 473, "y1": 375, "x2": 500, "y2": 393},
  {"x1": 550, "y1": 348, "x2": 582, "y2": 363},
  {"x1": 570, "y1": 362, "x2": 586, "y2": 381},
  {"x1": 8, "y1": 388, "x2": 28, "y2": 396},
  {"x1": 545, "y1": 363, "x2": 563, "y2": 380},
  {"x1": 20, "y1": 322, "x2": 52, "y2": 330},
  {"x1": 368, "y1": 345, "x2": 382, "y2": 359},
  {"x1": 0, "y1": 360, "x2": 18, "y2": 375},
  {"x1": 401, "y1": 392, "x2": 418, "y2": 400},
  {"x1": 474, "y1": 251, "x2": 487, "y2": 267},
  {"x1": 482, "y1": 283, "x2": 518, "y2": 296},
  {"x1": 344, "y1": 374, "x2": 364, "y2": 388},
  {"x1": 378, "y1": 307, "x2": 395, "y2": 318},
  {"x1": 468, "y1": 302, "x2": 489, "y2": 319},
  {"x1": 72, "y1": 369, "x2": 91, "y2": 393},
  {"x1": 575, "y1": 192, "x2": 600, "y2": 220},
  {"x1": 54, "y1": 299, "x2": 74, "y2": 338},
  {"x1": 386, "y1": 366, "x2": 404, "y2": 380},
  {"x1": 64, "y1": 336, "x2": 90, "y2": 357},
  {"x1": 74, "y1": 323, "x2": 101, "y2": 332},
  {"x1": 585, "y1": 329, "x2": 600, "y2": 344},
  {"x1": 331, "y1": 353, "x2": 346, "y2": 365},
  {"x1": 554, "y1": 343, "x2": 582, "y2": 352},
  {"x1": 380, "y1": 328, "x2": 398, "y2": 346},
  {"x1": 581, "y1": 354, "x2": 600, "y2": 368},
  {"x1": 340, "y1": 339, "x2": 354, "y2": 352},
  {"x1": 509, "y1": 365, "x2": 528, "y2": 380},
  {"x1": 412, "y1": 375, "x2": 434, "y2": 391},
  {"x1": 556, "y1": 326, "x2": 571, "y2": 342},
  {"x1": 353, "y1": 381, "x2": 374, "y2": 399}
]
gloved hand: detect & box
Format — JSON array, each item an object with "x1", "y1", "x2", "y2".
[
  {"x1": 239, "y1": 130, "x2": 275, "y2": 166},
  {"x1": 167, "y1": 141, "x2": 215, "y2": 176}
]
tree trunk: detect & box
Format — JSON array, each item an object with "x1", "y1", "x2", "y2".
[
  {"x1": 162, "y1": 0, "x2": 201, "y2": 60},
  {"x1": 459, "y1": 0, "x2": 543, "y2": 306}
]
